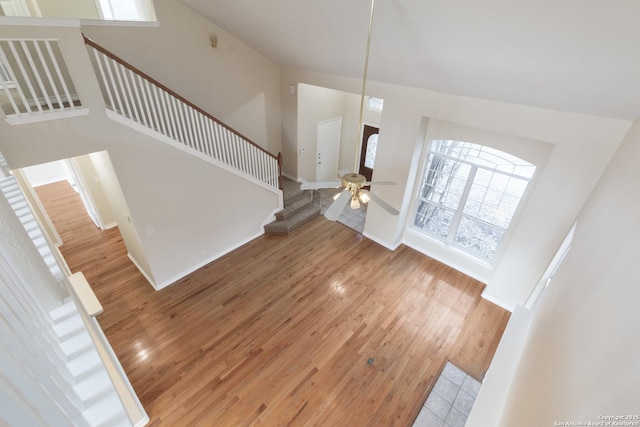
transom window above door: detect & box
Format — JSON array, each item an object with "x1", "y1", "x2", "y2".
[{"x1": 413, "y1": 140, "x2": 535, "y2": 262}]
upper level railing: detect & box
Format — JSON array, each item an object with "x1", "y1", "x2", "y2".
[
  {"x1": 84, "y1": 36, "x2": 283, "y2": 190},
  {"x1": 0, "y1": 39, "x2": 85, "y2": 121}
]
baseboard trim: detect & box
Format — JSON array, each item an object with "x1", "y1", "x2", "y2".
[
  {"x1": 152, "y1": 231, "x2": 266, "y2": 290},
  {"x1": 362, "y1": 231, "x2": 401, "y2": 251},
  {"x1": 101, "y1": 221, "x2": 118, "y2": 230},
  {"x1": 402, "y1": 237, "x2": 491, "y2": 286},
  {"x1": 127, "y1": 252, "x2": 157, "y2": 290},
  {"x1": 480, "y1": 290, "x2": 515, "y2": 313}
]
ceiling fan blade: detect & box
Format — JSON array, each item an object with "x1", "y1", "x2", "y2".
[
  {"x1": 364, "y1": 181, "x2": 397, "y2": 186},
  {"x1": 361, "y1": 190, "x2": 399, "y2": 216},
  {"x1": 298, "y1": 179, "x2": 341, "y2": 190},
  {"x1": 325, "y1": 189, "x2": 351, "y2": 221}
]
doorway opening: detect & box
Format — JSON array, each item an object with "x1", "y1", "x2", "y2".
[
  {"x1": 6, "y1": 151, "x2": 139, "y2": 287},
  {"x1": 297, "y1": 83, "x2": 384, "y2": 233}
]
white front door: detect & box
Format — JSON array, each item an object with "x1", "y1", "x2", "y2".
[
  {"x1": 0, "y1": 0, "x2": 31, "y2": 16},
  {"x1": 316, "y1": 117, "x2": 342, "y2": 182}
]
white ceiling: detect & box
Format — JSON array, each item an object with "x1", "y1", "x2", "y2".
[{"x1": 182, "y1": 0, "x2": 640, "y2": 120}]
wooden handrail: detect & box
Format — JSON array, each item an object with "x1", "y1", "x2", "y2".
[{"x1": 83, "y1": 35, "x2": 278, "y2": 161}]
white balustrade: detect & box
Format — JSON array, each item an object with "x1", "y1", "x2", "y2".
[
  {"x1": 0, "y1": 39, "x2": 82, "y2": 117},
  {"x1": 86, "y1": 41, "x2": 280, "y2": 190}
]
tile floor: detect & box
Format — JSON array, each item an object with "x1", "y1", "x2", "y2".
[
  {"x1": 318, "y1": 188, "x2": 367, "y2": 234},
  {"x1": 412, "y1": 362, "x2": 482, "y2": 427}
]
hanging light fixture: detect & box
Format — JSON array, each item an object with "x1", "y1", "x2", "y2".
[
  {"x1": 298, "y1": 0, "x2": 399, "y2": 221},
  {"x1": 343, "y1": 0, "x2": 377, "y2": 209}
]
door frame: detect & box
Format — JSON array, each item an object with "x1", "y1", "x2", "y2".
[{"x1": 358, "y1": 123, "x2": 379, "y2": 183}]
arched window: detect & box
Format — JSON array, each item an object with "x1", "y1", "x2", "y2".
[
  {"x1": 413, "y1": 140, "x2": 535, "y2": 262},
  {"x1": 364, "y1": 134, "x2": 378, "y2": 169}
]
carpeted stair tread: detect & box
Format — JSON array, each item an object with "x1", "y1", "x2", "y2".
[
  {"x1": 276, "y1": 191, "x2": 314, "y2": 220},
  {"x1": 264, "y1": 203, "x2": 320, "y2": 234},
  {"x1": 282, "y1": 177, "x2": 304, "y2": 205},
  {"x1": 265, "y1": 177, "x2": 320, "y2": 234}
]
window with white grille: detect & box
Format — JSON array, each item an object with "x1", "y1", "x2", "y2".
[{"x1": 413, "y1": 140, "x2": 535, "y2": 262}]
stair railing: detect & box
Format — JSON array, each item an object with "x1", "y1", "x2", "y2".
[
  {"x1": 84, "y1": 36, "x2": 282, "y2": 190},
  {"x1": 0, "y1": 39, "x2": 85, "y2": 120}
]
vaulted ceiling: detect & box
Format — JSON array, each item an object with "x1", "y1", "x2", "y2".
[{"x1": 182, "y1": 0, "x2": 640, "y2": 120}]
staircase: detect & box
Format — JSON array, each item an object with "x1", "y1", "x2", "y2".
[
  {"x1": 49, "y1": 300, "x2": 132, "y2": 427},
  {"x1": 84, "y1": 36, "x2": 281, "y2": 192},
  {"x1": 0, "y1": 174, "x2": 67, "y2": 283},
  {"x1": 264, "y1": 177, "x2": 320, "y2": 234}
]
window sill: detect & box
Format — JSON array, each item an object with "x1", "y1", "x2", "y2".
[
  {"x1": 80, "y1": 19, "x2": 159, "y2": 28},
  {"x1": 403, "y1": 227, "x2": 494, "y2": 284}
]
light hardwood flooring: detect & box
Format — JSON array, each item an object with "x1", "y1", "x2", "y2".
[{"x1": 36, "y1": 180, "x2": 509, "y2": 426}]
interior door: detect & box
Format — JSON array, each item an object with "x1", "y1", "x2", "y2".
[
  {"x1": 358, "y1": 125, "x2": 379, "y2": 182},
  {"x1": 316, "y1": 117, "x2": 342, "y2": 182}
]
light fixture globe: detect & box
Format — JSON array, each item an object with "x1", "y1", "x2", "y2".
[{"x1": 341, "y1": 173, "x2": 367, "y2": 190}]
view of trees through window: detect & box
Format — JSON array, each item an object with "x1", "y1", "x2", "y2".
[{"x1": 413, "y1": 140, "x2": 535, "y2": 261}]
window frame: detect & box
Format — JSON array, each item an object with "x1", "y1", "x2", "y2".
[
  {"x1": 412, "y1": 139, "x2": 535, "y2": 264},
  {"x1": 94, "y1": 0, "x2": 156, "y2": 21},
  {"x1": 367, "y1": 96, "x2": 384, "y2": 112}
]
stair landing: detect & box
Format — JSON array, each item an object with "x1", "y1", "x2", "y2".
[{"x1": 264, "y1": 177, "x2": 320, "y2": 234}]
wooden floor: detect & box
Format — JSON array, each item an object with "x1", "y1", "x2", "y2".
[{"x1": 36, "y1": 180, "x2": 509, "y2": 426}]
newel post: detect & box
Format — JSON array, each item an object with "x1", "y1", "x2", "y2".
[{"x1": 277, "y1": 152, "x2": 283, "y2": 190}]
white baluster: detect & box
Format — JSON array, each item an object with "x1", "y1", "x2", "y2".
[
  {"x1": 195, "y1": 112, "x2": 205, "y2": 155},
  {"x1": 91, "y1": 48, "x2": 115, "y2": 110},
  {"x1": 0, "y1": 44, "x2": 21, "y2": 115},
  {"x1": 112, "y1": 61, "x2": 133, "y2": 119},
  {"x1": 5, "y1": 41, "x2": 34, "y2": 113},
  {"x1": 44, "y1": 41, "x2": 74, "y2": 109},
  {"x1": 143, "y1": 79, "x2": 160, "y2": 133},
  {"x1": 120, "y1": 66, "x2": 139, "y2": 123},
  {"x1": 9, "y1": 41, "x2": 40, "y2": 112},
  {"x1": 185, "y1": 106, "x2": 196, "y2": 150},
  {"x1": 170, "y1": 96, "x2": 185, "y2": 144},
  {"x1": 207, "y1": 120, "x2": 219, "y2": 161},
  {"x1": 20, "y1": 40, "x2": 53, "y2": 111},
  {"x1": 129, "y1": 70, "x2": 146, "y2": 127},
  {"x1": 158, "y1": 89, "x2": 173, "y2": 138},
  {"x1": 33, "y1": 40, "x2": 63, "y2": 109}
]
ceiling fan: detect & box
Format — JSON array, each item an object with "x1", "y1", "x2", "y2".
[{"x1": 298, "y1": 0, "x2": 399, "y2": 221}]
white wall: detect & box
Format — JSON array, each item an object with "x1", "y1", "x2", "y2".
[
  {"x1": 82, "y1": 0, "x2": 282, "y2": 155},
  {"x1": 295, "y1": 83, "x2": 382, "y2": 182},
  {"x1": 36, "y1": 0, "x2": 100, "y2": 19},
  {"x1": 22, "y1": 159, "x2": 67, "y2": 187},
  {"x1": 297, "y1": 84, "x2": 346, "y2": 182},
  {"x1": 87, "y1": 149, "x2": 153, "y2": 284},
  {"x1": 495, "y1": 119, "x2": 640, "y2": 426},
  {"x1": 282, "y1": 67, "x2": 631, "y2": 310},
  {"x1": 73, "y1": 153, "x2": 117, "y2": 228}
]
